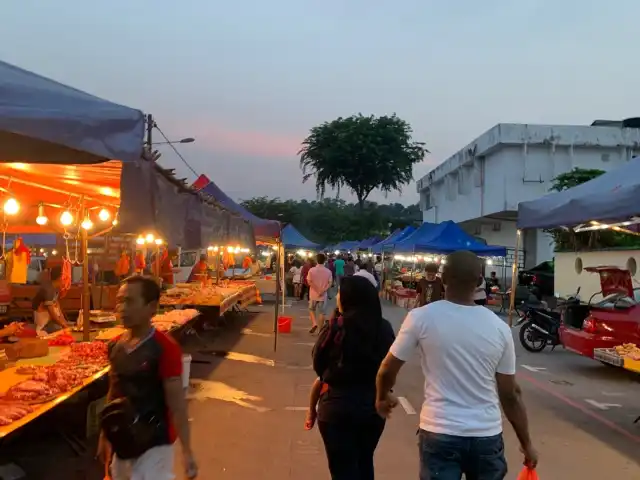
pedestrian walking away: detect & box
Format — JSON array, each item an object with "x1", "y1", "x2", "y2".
[
  {"x1": 99, "y1": 276, "x2": 197, "y2": 480},
  {"x1": 376, "y1": 250, "x2": 538, "y2": 480},
  {"x1": 307, "y1": 253, "x2": 333, "y2": 333},
  {"x1": 307, "y1": 275, "x2": 395, "y2": 480}
]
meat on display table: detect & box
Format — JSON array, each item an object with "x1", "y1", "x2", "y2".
[
  {"x1": 160, "y1": 282, "x2": 261, "y2": 314},
  {"x1": 0, "y1": 344, "x2": 110, "y2": 438}
]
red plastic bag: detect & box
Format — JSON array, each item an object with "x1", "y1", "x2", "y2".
[{"x1": 517, "y1": 467, "x2": 539, "y2": 480}]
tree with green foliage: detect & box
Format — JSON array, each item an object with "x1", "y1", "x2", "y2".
[
  {"x1": 240, "y1": 197, "x2": 420, "y2": 245},
  {"x1": 299, "y1": 114, "x2": 427, "y2": 210},
  {"x1": 548, "y1": 168, "x2": 640, "y2": 250}
]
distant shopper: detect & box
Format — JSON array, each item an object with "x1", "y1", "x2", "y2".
[
  {"x1": 354, "y1": 262, "x2": 378, "y2": 288},
  {"x1": 474, "y1": 275, "x2": 487, "y2": 306},
  {"x1": 376, "y1": 250, "x2": 538, "y2": 479},
  {"x1": 300, "y1": 258, "x2": 312, "y2": 301},
  {"x1": 416, "y1": 262, "x2": 444, "y2": 307},
  {"x1": 343, "y1": 257, "x2": 357, "y2": 277},
  {"x1": 334, "y1": 255, "x2": 345, "y2": 287},
  {"x1": 307, "y1": 253, "x2": 333, "y2": 334},
  {"x1": 290, "y1": 261, "x2": 302, "y2": 298}
]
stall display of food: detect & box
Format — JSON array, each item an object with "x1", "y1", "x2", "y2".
[
  {"x1": 95, "y1": 308, "x2": 200, "y2": 340},
  {"x1": 160, "y1": 281, "x2": 260, "y2": 312},
  {"x1": 0, "y1": 342, "x2": 109, "y2": 435},
  {"x1": 594, "y1": 343, "x2": 640, "y2": 372}
]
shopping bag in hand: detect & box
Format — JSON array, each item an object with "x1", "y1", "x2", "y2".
[{"x1": 517, "y1": 467, "x2": 539, "y2": 480}]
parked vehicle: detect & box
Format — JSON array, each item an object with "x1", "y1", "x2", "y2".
[
  {"x1": 559, "y1": 267, "x2": 640, "y2": 360},
  {"x1": 518, "y1": 261, "x2": 554, "y2": 299},
  {"x1": 517, "y1": 288, "x2": 581, "y2": 352}
]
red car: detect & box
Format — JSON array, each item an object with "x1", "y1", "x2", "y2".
[{"x1": 560, "y1": 267, "x2": 640, "y2": 359}]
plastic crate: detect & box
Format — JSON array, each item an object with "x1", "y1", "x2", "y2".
[{"x1": 593, "y1": 348, "x2": 624, "y2": 367}]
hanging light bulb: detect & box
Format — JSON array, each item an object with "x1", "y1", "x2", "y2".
[
  {"x1": 81, "y1": 216, "x2": 93, "y2": 230},
  {"x1": 60, "y1": 211, "x2": 73, "y2": 226},
  {"x1": 136, "y1": 236, "x2": 145, "y2": 245},
  {"x1": 3, "y1": 198, "x2": 20, "y2": 215},
  {"x1": 98, "y1": 208, "x2": 110, "y2": 222},
  {"x1": 145, "y1": 233, "x2": 155, "y2": 243},
  {"x1": 36, "y1": 203, "x2": 48, "y2": 225},
  {"x1": 154, "y1": 238, "x2": 163, "y2": 246},
  {"x1": 227, "y1": 246, "x2": 234, "y2": 253}
]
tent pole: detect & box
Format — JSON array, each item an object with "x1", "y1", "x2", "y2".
[
  {"x1": 507, "y1": 230, "x2": 521, "y2": 327},
  {"x1": 81, "y1": 201, "x2": 91, "y2": 342},
  {"x1": 273, "y1": 240, "x2": 282, "y2": 352}
]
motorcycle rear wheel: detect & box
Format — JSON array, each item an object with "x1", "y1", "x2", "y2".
[{"x1": 519, "y1": 321, "x2": 548, "y2": 352}]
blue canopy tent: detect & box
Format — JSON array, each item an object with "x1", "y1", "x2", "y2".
[
  {"x1": 281, "y1": 224, "x2": 320, "y2": 250},
  {"x1": 193, "y1": 174, "x2": 281, "y2": 242},
  {"x1": 332, "y1": 240, "x2": 361, "y2": 252},
  {"x1": 518, "y1": 156, "x2": 640, "y2": 229},
  {"x1": 394, "y1": 221, "x2": 506, "y2": 256},
  {"x1": 372, "y1": 226, "x2": 416, "y2": 253},
  {"x1": 356, "y1": 236, "x2": 383, "y2": 250},
  {"x1": 0, "y1": 60, "x2": 144, "y2": 165}
]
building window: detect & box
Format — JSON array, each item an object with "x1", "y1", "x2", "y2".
[{"x1": 421, "y1": 189, "x2": 432, "y2": 210}]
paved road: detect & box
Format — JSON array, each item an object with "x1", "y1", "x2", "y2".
[{"x1": 178, "y1": 298, "x2": 640, "y2": 479}]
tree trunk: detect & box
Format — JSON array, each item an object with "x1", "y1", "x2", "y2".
[{"x1": 357, "y1": 195, "x2": 365, "y2": 212}]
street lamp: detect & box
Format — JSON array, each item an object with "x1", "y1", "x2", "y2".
[{"x1": 152, "y1": 138, "x2": 195, "y2": 145}]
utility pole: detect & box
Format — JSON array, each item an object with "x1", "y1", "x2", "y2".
[{"x1": 146, "y1": 114, "x2": 154, "y2": 148}]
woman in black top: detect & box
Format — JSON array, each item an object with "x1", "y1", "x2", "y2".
[{"x1": 311, "y1": 275, "x2": 395, "y2": 480}]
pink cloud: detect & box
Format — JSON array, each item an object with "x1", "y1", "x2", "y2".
[{"x1": 160, "y1": 118, "x2": 302, "y2": 158}]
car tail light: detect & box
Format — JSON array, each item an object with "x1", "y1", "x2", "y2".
[{"x1": 583, "y1": 317, "x2": 598, "y2": 334}]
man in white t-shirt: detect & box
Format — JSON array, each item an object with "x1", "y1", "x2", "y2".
[{"x1": 375, "y1": 250, "x2": 537, "y2": 480}]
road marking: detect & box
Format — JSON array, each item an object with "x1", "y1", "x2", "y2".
[
  {"x1": 584, "y1": 399, "x2": 622, "y2": 411},
  {"x1": 518, "y1": 372, "x2": 640, "y2": 444},
  {"x1": 397, "y1": 396, "x2": 417, "y2": 415},
  {"x1": 294, "y1": 342, "x2": 315, "y2": 347},
  {"x1": 520, "y1": 365, "x2": 546, "y2": 373},
  {"x1": 285, "y1": 364, "x2": 313, "y2": 370},
  {"x1": 602, "y1": 392, "x2": 625, "y2": 397},
  {"x1": 240, "y1": 328, "x2": 271, "y2": 338},
  {"x1": 285, "y1": 406, "x2": 309, "y2": 411}
]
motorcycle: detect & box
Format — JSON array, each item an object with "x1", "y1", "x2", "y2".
[{"x1": 516, "y1": 288, "x2": 581, "y2": 353}]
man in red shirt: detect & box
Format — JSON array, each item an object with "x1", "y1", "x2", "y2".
[{"x1": 99, "y1": 276, "x2": 197, "y2": 479}]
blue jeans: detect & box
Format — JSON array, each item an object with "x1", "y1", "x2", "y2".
[{"x1": 418, "y1": 430, "x2": 507, "y2": 480}]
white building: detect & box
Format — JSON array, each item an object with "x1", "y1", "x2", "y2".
[{"x1": 417, "y1": 122, "x2": 640, "y2": 273}]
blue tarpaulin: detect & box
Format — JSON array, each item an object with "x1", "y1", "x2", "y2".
[
  {"x1": 371, "y1": 226, "x2": 416, "y2": 253},
  {"x1": 0, "y1": 59, "x2": 144, "y2": 164},
  {"x1": 518, "y1": 156, "x2": 640, "y2": 229},
  {"x1": 394, "y1": 221, "x2": 506, "y2": 256},
  {"x1": 281, "y1": 224, "x2": 320, "y2": 250},
  {"x1": 356, "y1": 236, "x2": 383, "y2": 250},
  {"x1": 193, "y1": 174, "x2": 281, "y2": 241}
]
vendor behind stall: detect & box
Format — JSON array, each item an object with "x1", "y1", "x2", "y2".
[
  {"x1": 32, "y1": 266, "x2": 69, "y2": 335},
  {"x1": 188, "y1": 254, "x2": 209, "y2": 283}
]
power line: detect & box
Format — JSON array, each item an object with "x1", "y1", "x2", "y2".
[{"x1": 153, "y1": 123, "x2": 199, "y2": 178}]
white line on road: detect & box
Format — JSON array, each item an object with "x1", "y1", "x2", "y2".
[
  {"x1": 520, "y1": 365, "x2": 547, "y2": 373},
  {"x1": 397, "y1": 396, "x2": 417, "y2": 415},
  {"x1": 285, "y1": 406, "x2": 309, "y2": 411},
  {"x1": 585, "y1": 399, "x2": 622, "y2": 411},
  {"x1": 240, "y1": 329, "x2": 272, "y2": 338},
  {"x1": 294, "y1": 342, "x2": 315, "y2": 347}
]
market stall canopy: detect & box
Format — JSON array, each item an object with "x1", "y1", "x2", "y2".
[
  {"x1": 192, "y1": 174, "x2": 280, "y2": 241},
  {"x1": 0, "y1": 60, "x2": 144, "y2": 164},
  {"x1": 356, "y1": 236, "x2": 383, "y2": 250},
  {"x1": 517, "y1": 157, "x2": 640, "y2": 229},
  {"x1": 394, "y1": 221, "x2": 507, "y2": 256},
  {"x1": 281, "y1": 224, "x2": 320, "y2": 250},
  {"x1": 332, "y1": 240, "x2": 361, "y2": 252},
  {"x1": 371, "y1": 226, "x2": 416, "y2": 253}
]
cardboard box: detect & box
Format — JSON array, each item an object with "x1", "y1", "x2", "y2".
[{"x1": 0, "y1": 338, "x2": 49, "y2": 360}]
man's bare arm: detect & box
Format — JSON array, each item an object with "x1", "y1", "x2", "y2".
[
  {"x1": 376, "y1": 353, "x2": 405, "y2": 402},
  {"x1": 164, "y1": 377, "x2": 192, "y2": 455},
  {"x1": 496, "y1": 373, "x2": 532, "y2": 449}
]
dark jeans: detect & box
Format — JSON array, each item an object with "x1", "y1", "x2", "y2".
[
  {"x1": 318, "y1": 415, "x2": 385, "y2": 480},
  {"x1": 418, "y1": 430, "x2": 507, "y2": 480}
]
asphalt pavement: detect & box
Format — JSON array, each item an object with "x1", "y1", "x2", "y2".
[{"x1": 176, "y1": 297, "x2": 640, "y2": 479}]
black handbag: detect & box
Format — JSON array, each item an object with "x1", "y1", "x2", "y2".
[{"x1": 100, "y1": 397, "x2": 164, "y2": 460}]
